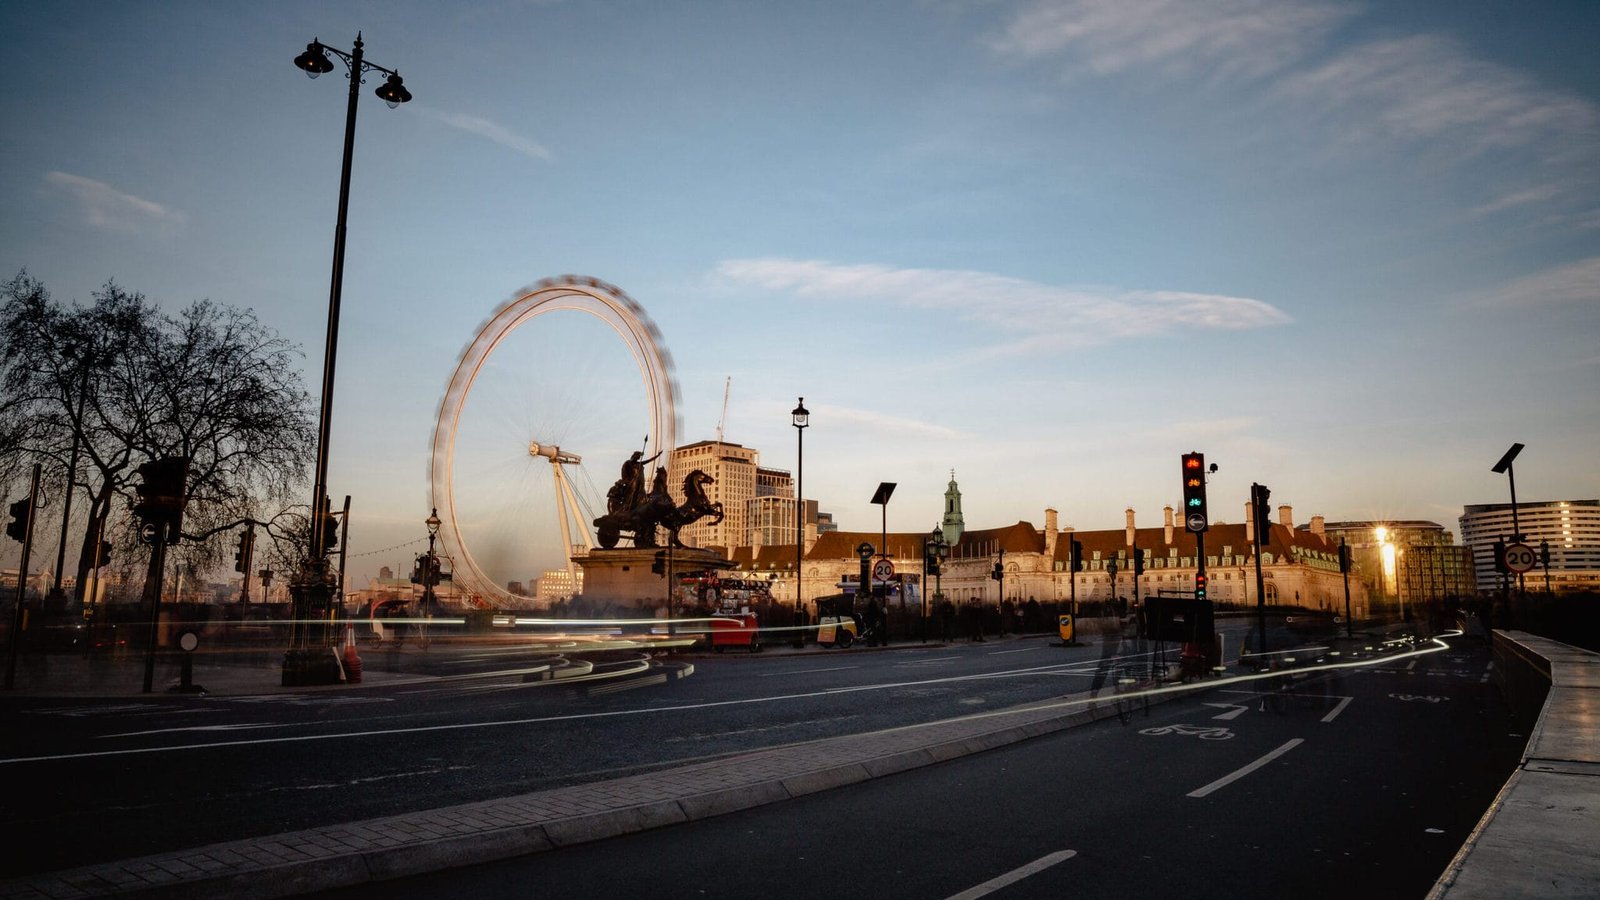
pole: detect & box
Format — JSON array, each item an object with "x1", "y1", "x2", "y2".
[
  {"x1": 1341, "y1": 538, "x2": 1353, "y2": 638},
  {"x1": 308, "y1": 36, "x2": 364, "y2": 562},
  {"x1": 141, "y1": 529, "x2": 170, "y2": 694},
  {"x1": 795, "y1": 414, "x2": 803, "y2": 628},
  {"x1": 5, "y1": 464, "x2": 42, "y2": 689}
]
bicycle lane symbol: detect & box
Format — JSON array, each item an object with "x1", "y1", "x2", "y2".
[
  {"x1": 1139, "y1": 724, "x2": 1235, "y2": 740},
  {"x1": 1388, "y1": 693, "x2": 1447, "y2": 703}
]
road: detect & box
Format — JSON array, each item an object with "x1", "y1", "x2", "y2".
[{"x1": 323, "y1": 633, "x2": 1523, "y2": 900}]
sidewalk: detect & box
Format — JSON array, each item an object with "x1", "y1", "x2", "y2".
[{"x1": 0, "y1": 636, "x2": 1164, "y2": 899}]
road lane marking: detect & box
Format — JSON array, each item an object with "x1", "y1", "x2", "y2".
[
  {"x1": 1187, "y1": 738, "x2": 1304, "y2": 798},
  {"x1": 944, "y1": 849, "x2": 1076, "y2": 900},
  {"x1": 897, "y1": 656, "x2": 962, "y2": 666},
  {"x1": 757, "y1": 666, "x2": 860, "y2": 677},
  {"x1": 1321, "y1": 696, "x2": 1354, "y2": 723},
  {"x1": 987, "y1": 647, "x2": 1038, "y2": 655},
  {"x1": 1203, "y1": 702, "x2": 1250, "y2": 721},
  {"x1": 1407, "y1": 659, "x2": 1419, "y2": 672}
]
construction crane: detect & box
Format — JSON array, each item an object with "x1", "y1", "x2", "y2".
[{"x1": 716, "y1": 376, "x2": 731, "y2": 444}]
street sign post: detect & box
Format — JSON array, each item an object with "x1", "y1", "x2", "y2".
[
  {"x1": 872, "y1": 558, "x2": 896, "y2": 583},
  {"x1": 1503, "y1": 542, "x2": 1537, "y2": 575}
]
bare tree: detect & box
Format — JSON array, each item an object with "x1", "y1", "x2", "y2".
[{"x1": 1, "y1": 272, "x2": 316, "y2": 606}]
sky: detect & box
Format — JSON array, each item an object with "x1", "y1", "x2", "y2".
[{"x1": 3, "y1": 0, "x2": 1598, "y2": 589}]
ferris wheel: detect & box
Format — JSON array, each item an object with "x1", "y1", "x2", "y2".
[{"x1": 430, "y1": 276, "x2": 679, "y2": 608}]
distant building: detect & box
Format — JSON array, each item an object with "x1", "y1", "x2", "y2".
[
  {"x1": 668, "y1": 440, "x2": 758, "y2": 550},
  {"x1": 536, "y1": 567, "x2": 582, "y2": 605},
  {"x1": 1458, "y1": 500, "x2": 1600, "y2": 593},
  {"x1": 732, "y1": 502, "x2": 1368, "y2": 616},
  {"x1": 1311, "y1": 520, "x2": 1475, "y2": 611}
]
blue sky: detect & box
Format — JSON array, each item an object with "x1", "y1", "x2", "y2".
[{"x1": 3, "y1": 1, "x2": 1597, "y2": 587}]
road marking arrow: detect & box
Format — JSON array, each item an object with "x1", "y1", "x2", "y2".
[{"x1": 1203, "y1": 702, "x2": 1250, "y2": 720}]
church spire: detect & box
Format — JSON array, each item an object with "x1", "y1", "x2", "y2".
[{"x1": 942, "y1": 470, "x2": 965, "y2": 546}]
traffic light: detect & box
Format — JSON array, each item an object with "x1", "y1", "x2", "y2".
[
  {"x1": 1181, "y1": 452, "x2": 1207, "y2": 533},
  {"x1": 651, "y1": 550, "x2": 666, "y2": 576},
  {"x1": 133, "y1": 456, "x2": 190, "y2": 541},
  {"x1": 321, "y1": 510, "x2": 340, "y2": 552},
  {"x1": 1132, "y1": 546, "x2": 1144, "y2": 578},
  {"x1": 992, "y1": 549, "x2": 1005, "y2": 581},
  {"x1": 1070, "y1": 539, "x2": 1084, "y2": 572},
  {"x1": 1492, "y1": 540, "x2": 1509, "y2": 574},
  {"x1": 1252, "y1": 483, "x2": 1273, "y2": 546},
  {"x1": 1195, "y1": 572, "x2": 1208, "y2": 601},
  {"x1": 410, "y1": 554, "x2": 426, "y2": 584},
  {"x1": 234, "y1": 529, "x2": 255, "y2": 573},
  {"x1": 5, "y1": 499, "x2": 31, "y2": 543}
]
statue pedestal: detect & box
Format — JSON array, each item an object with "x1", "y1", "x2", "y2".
[{"x1": 577, "y1": 547, "x2": 733, "y2": 605}]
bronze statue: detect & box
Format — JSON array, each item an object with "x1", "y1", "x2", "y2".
[{"x1": 594, "y1": 458, "x2": 724, "y2": 549}]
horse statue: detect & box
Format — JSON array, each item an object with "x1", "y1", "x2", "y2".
[
  {"x1": 658, "y1": 469, "x2": 724, "y2": 548},
  {"x1": 593, "y1": 463, "x2": 724, "y2": 550}
]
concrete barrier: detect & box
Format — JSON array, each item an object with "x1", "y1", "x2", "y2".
[{"x1": 1426, "y1": 631, "x2": 1600, "y2": 899}]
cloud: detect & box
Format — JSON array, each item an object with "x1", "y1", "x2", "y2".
[
  {"x1": 805, "y1": 401, "x2": 971, "y2": 441},
  {"x1": 1275, "y1": 35, "x2": 1600, "y2": 164},
  {"x1": 418, "y1": 108, "x2": 552, "y2": 160},
  {"x1": 44, "y1": 171, "x2": 183, "y2": 232},
  {"x1": 1482, "y1": 257, "x2": 1600, "y2": 308},
  {"x1": 990, "y1": 2, "x2": 1600, "y2": 221},
  {"x1": 990, "y1": 0, "x2": 1354, "y2": 82},
  {"x1": 715, "y1": 258, "x2": 1290, "y2": 350}
]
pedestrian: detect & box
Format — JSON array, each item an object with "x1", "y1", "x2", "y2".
[{"x1": 939, "y1": 598, "x2": 956, "y2": 643}]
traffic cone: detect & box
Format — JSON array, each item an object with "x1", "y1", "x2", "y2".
[{"x1": 343, "y1": 627, "x2": 363, "y2": 683}]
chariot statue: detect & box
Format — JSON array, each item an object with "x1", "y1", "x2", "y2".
[{"x1": 594, "y1": 455, "x2": 724, "y2": 549}]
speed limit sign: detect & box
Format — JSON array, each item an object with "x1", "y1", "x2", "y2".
[
  {"x1": 1504, "y1": 542, "x2": 1537, "y2": 574},
  {"x1": 872, "y1": 558, "x2": 896, "y2": 583}
]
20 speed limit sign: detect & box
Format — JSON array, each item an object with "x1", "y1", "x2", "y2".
[
  {"x1": 872, "y1": 558, "x2": 896, "y2": 583},
  {"x1": 1504, "y1": 542, "x2": 1537, "y2": 574}
]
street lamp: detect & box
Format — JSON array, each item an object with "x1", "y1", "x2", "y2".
[
  {"x1": 792, "y1": 398, "x2": 808, "y2": 622},
  {"x1": 424, "y1": 507, "x2": 441, "y2": 609},
  {"x1": 286, "y1": 34, "x2": 412, "y2": 686}
]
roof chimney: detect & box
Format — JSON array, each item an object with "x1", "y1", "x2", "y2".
[
  {"x1": 1278, "y1": 505, "x2": 1293, "y2": 529},
  {"x1": 1245, "y1": 500, "x2": 1255, "y2": 543},
  {"x1": 1163, "y1": 506, "x2": 1174, "y2": 545},
  {"x1": 1310, "y1": 515, "x2": 1325, "y2": 536},
  {"x1": 1125, "y1": 508, "x2": 1136, "y2": 548},
  {"x1": 1044, "y1": 508, "x2": 1058, "y2": 561}
]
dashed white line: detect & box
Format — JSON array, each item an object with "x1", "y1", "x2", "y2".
[
  {"x1": 987, "y1": 647, "x2": 1039, "y2": 655},
  {"x1": 944, "y1": 850, "x2": 1076, "y2": 900},
  {"x1": 1187, "y1": 739, "x2": 1304, "y2": 798},
  {"x1": 1321, "y1": 696, "x2": 1354, "y2": 723}
]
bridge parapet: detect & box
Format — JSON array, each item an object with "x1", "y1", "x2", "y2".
[{"x1": 1428, "y1": 631, "x2": 1600, "y2": 899}]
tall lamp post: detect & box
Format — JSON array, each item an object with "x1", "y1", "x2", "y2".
[
  {"x1": 286, "y1": 34, "x2": 412, "y2": 685},
  {"x1": 792, "y1": 398, "x2": 808, "y2": 625}
]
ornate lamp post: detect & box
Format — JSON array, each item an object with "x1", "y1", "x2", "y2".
[
  {"x1": 285, "y1": 34, "x2": 412, "y2": 686},
  {"x1": 792, "y1": 398, "x2": 809, "y2": 625}
]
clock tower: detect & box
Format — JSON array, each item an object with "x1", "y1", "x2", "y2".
[{"x1": 941, "y1": 470, "x2": 965, "y2": 547}]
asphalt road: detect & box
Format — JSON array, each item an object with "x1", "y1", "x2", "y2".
[
  {"x1": 320, "y1": 633, "x2": 1522, "y2": 900},
  {"x1": 3, "y1": 629, "x2": 1183, "y2": 876}
]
